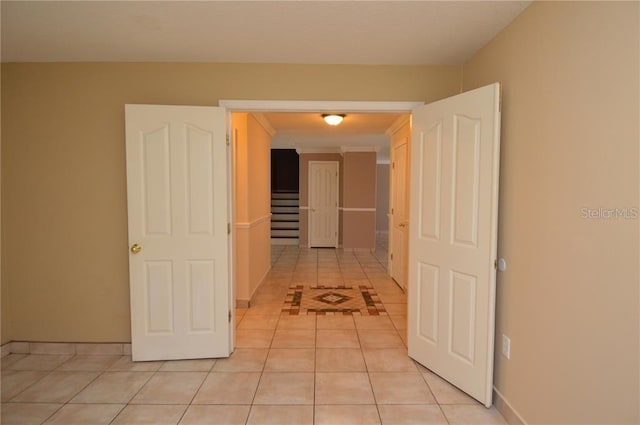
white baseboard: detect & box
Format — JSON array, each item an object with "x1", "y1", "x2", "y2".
[
  {"x1": 493, "y1": 387, "x2": 527, "y2": 425},
  {"x1": 237, "y1": 264, "x2": 272, "y2": 308},
  {"x1": 1, "y1": 341, "x2": 132, "y2": 356}
]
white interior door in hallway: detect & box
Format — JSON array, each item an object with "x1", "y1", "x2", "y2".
[
  {"x1": 389, "y1": 122, "x2": 410, "y2": 291},
  {"x1": 308, "y1": 161, "x2": 339, "y2": 248},
  {"x1": 125, "y1": 104, "x2": 231, "y2": 361},
  {"x1": 408, "y1": 83, "x2": 501, "y2": 407}
]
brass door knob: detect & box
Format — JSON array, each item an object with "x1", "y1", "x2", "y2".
[
  {"x1": 130, "y1": 243, "x2": 142, "y2": 254},
  {"x1": 399, "y1": 223, "x2": 406, "y2": 228}
]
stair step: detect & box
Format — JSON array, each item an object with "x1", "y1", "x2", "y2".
[
  {"x1": 271, "y1": 222, "x2": 299, "y2": 230},
  {"x1": 272, "y1": 199, "x2": 299, "y2": 207},
  {"x1": 271, "y1": 213, "x2": 299, "y2": 221},
  {"x1": 272, "y1": 192, "x2": 299, "y2": 200},
  {"x1": 271, "y1": 229, "x2": 299, "y2": 237},
  {"x1": 272, "y1": 206, "x2": 299, "y2": 214},
  {"x1": 271, "y1": 237, "x2": 299, "y2": 246}
]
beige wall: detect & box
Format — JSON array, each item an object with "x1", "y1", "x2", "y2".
[
  {"x1": 343, "y1": 152, "x2": 377, "y2": 208},
  {"x1": 342, "y1": 212, "x2": 376, "y2": 250},
  {"x1": 343, "y1": 152, "x2": 377, "y2": 249},
  {"x1": 1, "y1": 62, "x2": 460, "y2": 342},
  {"x1": 376, "y1": 164, "x2": 390, "y2": 233},
  {"x1": 233, "y1": 113, "x2": 271, "y2": 305},
  {"x1": 463, "y1": 2, "x2": 639, "y2": 424}
]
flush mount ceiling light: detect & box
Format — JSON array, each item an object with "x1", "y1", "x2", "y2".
[{"x1": 322, "y1": 114, "x2": 346, "y2": 126}]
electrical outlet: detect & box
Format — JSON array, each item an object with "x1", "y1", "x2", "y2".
[{"x1": 502, "y1": 335, "x2": 511, "y2": 359}]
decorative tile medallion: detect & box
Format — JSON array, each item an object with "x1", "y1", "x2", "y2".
[
  {"x1": 313, "y1": 292, "x2": 352, "y2": 305},
  {"x1": 282, "y1": 285, "x2": 386, "y2": 316}
]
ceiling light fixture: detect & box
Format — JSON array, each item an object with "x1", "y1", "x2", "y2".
[{"x1": 322, "y1": 114, "x2": 345, "y2": 126}]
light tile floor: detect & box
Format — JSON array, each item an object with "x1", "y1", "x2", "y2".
[{"x1": 1, "y1": 246, "x2": 507, "y2": 425}]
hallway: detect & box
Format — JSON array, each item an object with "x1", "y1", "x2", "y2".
[{"x1": 1, "y1": 247, "x2": 507, "y2": 424}]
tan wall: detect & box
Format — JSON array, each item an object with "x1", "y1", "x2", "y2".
[
  {"x1": 0, "y1": 62, "x2": 459, "y2": 342},
  {"x1": 376, "y1": 164, "x2": 390, "y2": 232},
  {"x1": 342, "y1": 212, "x2": 376, "y2": 250},
  {"x1": 343, "y1": 152, "x2": 377, "y2": 249},
  {"x1": 233, "y1": 113, "x2": 271, "y2": 305},
  {"x1": 247, "y1": 116, "x2": 272, "y2": 222},
  {"x1": 462, "y1": 2, "x2": 639, "y2": 424},
  {"x1": 343, "y1": 152, "x2": 377, "y2": 208}
]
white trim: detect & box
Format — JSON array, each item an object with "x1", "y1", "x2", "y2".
[
  {"x1": 235, "y1": 213, "x2": 272, "y2": 229},
  {"x1": 219, "y1": 100, "x2": 424, "y2": 113},
  {"x1": 296, "y1": 147, "x2": 342, "y2": 154},
  {"x1": 493, "y1": 387, "x2": 527, "y2": 425},
  {"x1": 340, "y1": 146, "x2": 379, "y2": 153},
  {"x1": 377, "y1": 159, "x2": 391, "y2": 165},
  {"x1": 250, "y1": 113, "x2": 277, "y2": 137},
  {"x1": 248, "y1": 265, "x2": 272, "y2": 307},
  {"x1": 1, "y1": 342, "x2": 128, "y2": 356},
  {"x1": 339, "y1": 207, "x2": 376, "y2": 212},
  {"x1": 385, "y1": 115, "x2": 412, "y2": 138}
]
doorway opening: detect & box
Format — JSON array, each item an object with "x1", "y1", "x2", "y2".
[{"x1": 221, "y1": 100, "x2": 420, "y2": 304}]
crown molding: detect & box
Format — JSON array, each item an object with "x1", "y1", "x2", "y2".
[
  {"x1": 340, "y1": 146, "x2": 379, "y2": 153},
  {"x1": 219, "y1": 100, "x2": 424, "y2": 113},
  {"x1": 295, "y1": 147, "x2": 342, "y2": 154},
  {"x1": 385, "y1": 115, "x2": 412, "y2": 138},
  {"x1": 250, "y1": 113, "x2": 277, "y2": 137}
]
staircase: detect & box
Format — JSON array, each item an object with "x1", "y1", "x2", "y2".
[{"x1": 271, "y1": 192, "x2": 300, "y2": 245}]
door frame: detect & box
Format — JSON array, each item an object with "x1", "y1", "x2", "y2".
[
  {"x1": 219, "y1": 103, "x2": 422, "y2": 261},
  {"x1": 388, "y1": 120, "x2": 411, "y2": 290},
  {"x1": 219, "y1": 100, "x2": 422, "y2": 347},
  {"x1": 308, "y1": 160, "x2": 340, "y2": 248}
]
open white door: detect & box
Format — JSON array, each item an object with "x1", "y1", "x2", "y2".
[
  {"x1": 309, "y1": 161, "x2": 339, "y2": 248},
  {"x1": 407, "y1": 83, "x2": 501, "y2": 407},
  {"x1": 125, "y1": 104, "x2": 231, "y2": 361}
]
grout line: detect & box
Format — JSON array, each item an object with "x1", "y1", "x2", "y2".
[{"x1": 9, "y1": 248, "x2": 422, "y2": 425}]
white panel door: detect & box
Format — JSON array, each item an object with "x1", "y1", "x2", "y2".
[
  {"x1": 309, "y1": 161, "x2": 339, "y2": 247},
  {"x1": 390, "y1": 132, "x2": 410, "y2": 290},
  {"x1": 407, "y1": 83, "x2": 501, "y2": 407},
  {"x1": 125, "y1": 104, "x2": 231, "y2": 361}
]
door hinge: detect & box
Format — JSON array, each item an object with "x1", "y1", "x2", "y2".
[
  {"x1": 494, "y1": 259, "x2": 498, "y2": 270},
  {"x1": 391, "y1": 208, "x2": 394, "y2": 214},
  {"x1": 390, "y1": 253, "x2": 394, "y2": 260},
  {"x1": 228, "y1": 310, "x2": 232, "y2": 323},
  {"x1": 226, "y1": 134, "x2": 230, "y2": 146},
  {"x1": 227, "y1": 223, "x2": 231, "y2": 235},
  {"x1": 392, "y1": 162, "x2": 395, "y2": 169}
]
